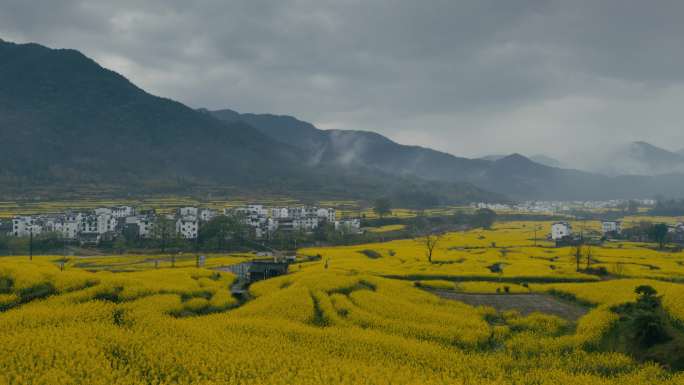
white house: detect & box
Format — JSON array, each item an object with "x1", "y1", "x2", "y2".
[
  {"x1": 125, "y1": 215, "x2": 155, "y2": 238},
  {"x1": 176, "y1": 216, "x2": 199, "y2": 239},
  {"x1": 290, "y1": 206, "x2": 317, "y2": 219},
  {"x1": 601, "y1": 221, "x2": 622, "y2": 235},
  {"x1": 80, "y1": 215, "x2": 100, "y2": 243},
  {"x1": 317, "y1": 208, "x2": 336, "y2": 223},
  {"x1": 41, "y1": 217, "x2": 61, "y2": 234},
  {"x1": 178, "y1": 207, "x2": 199, "y2": 218},
  {"x1": 248, "y1": 204, "x2": 268, "y2": 217},
  {"x1": 334, "y1": 219, "x2": 361, "y2": 234},
  {"x1": 232, "y1": 205, "x2": 267, "y2": 218},
  {"x1": 94, "y1": 207, "x2": 112, "y2": 216},
  {"x1": 292, "y1": 216, "x2": 319, "y2": 232},
  {"x1": 113, "y1": 206, "x2": 135, "y2": 218},
  {"x1": 256, "y1": 218, "x2": 278, "y2": 239},
  {"x1": 96, "y1": 214, "x2": 118, "y2": 235},
  {"x1": 62, "y1": 217, "x2": 81, "y2": 240},
  {"x1": 11, "y1": 216, "x2": 40, "y2": 237},
  {"x1": 199, "y1": 208, "x2": 217, "y2": 222},
  {"x1": 551, "y1": 222, "x2": 572, "y2": 240},
  {"x1": 271, "y1": 207, "x2": 289, "y2": 219},
  {"x1": 81, "y1": 215, "x2": 99, "y2": 234}
]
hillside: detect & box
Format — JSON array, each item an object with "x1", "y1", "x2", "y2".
[
  {"x1": 208, "y1": 109, "x2": 490, "y2": 182},
  {"x1": 0, "y1": 41, "x2": 302, "y2": 189},
  {"x1": 585, "y1": 141, "x2": 684, "y2": 176},
  {"x1": 211, "y1": 109, "x2": 684, "y2": 200},
  {"x1": 529, "y1": 154, "x2": 563, "y2": 168},
  {"x1": 0, "y1": 40, "x2": 500, "y2": 205}
]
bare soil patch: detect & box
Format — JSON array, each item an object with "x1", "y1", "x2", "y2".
[{"x1": 430, "y1": 290, "x2": 589, "y2": 321}]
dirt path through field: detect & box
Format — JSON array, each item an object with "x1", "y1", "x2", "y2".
[{"x1": 430, "y1": 290, "x2": 589, "y2": 321}]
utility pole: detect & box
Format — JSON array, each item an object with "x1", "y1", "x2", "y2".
[{"x1": 29, "y1": 227, "x2": 33, "y2": 261}]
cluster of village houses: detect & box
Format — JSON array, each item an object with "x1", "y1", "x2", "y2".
[
  {"x1": 550, "y1": 220, "x2": 684, "y2": 243},
  {"x1": 5, "y1": 204, "x2": 361, "y2": 244},
  {"x1": 475, "y1": 199, "x2": 656, "y2": 214}
]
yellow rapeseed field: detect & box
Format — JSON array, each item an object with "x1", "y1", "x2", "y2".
[{"x1": 2, "y1": 220, "x2": 684, "y2": 384}]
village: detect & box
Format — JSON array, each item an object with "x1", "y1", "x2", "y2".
[
  {"x1": 2, "y1": 204, "x2": 362, "y2": 245},
  {"x1": 550, "y1": 219, "x2": 684, "y2": 246},
  {"x1": 473, "y1": 199, "x2": 657, "y2": 214}
]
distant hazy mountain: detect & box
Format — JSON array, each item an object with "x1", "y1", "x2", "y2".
[
  {"x1": 529, "y1": 155, "x2": 563, "y2": 168},
  {"x1": 0, "y1": 39, "x2": 500, "y2": 206},
  {"x1": 591, "y1": 141, "x2": 684, "y2": 176},
  {"x1": 210, "y1": 109, "x2": 684, "y2": 200},
  {"x1": 479, "y1": 155, "x2": 507, "y2": 162},
  {"x1": 481, "y1": 154, "x2": 563, "y2": 168}
]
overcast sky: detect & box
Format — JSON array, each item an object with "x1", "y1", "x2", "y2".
[{"x1": 2, "y1": 0, "x2": 684, "y2": 165}]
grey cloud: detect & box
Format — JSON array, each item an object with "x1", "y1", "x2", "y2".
[{"x1": 2, "y1": 0, "x2": 684, "y2": 164}]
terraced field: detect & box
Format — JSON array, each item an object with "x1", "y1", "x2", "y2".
[{"x1": 1, "y1": 219, "x2": 684, "y2": 384}]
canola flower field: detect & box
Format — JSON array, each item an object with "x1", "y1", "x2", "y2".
[{"x1": 2, "y1": 221, "x2": 684, "y2": 384}]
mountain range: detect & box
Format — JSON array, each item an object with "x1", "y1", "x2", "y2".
[
  {"x1": 2, "y1": 38, "x2": 684, "y2": 203},
  {"x1": 0, "y1": 39, "x2": 499, "y2": 206},
  {"x1": 208, "y1": 109, "x2": 684, "y2": 201}
]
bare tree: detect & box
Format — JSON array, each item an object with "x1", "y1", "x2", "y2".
[{"x1": 419, "y1": 232, "x2": 442, "y2": 264}]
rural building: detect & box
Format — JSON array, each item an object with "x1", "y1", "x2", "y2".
[
  {"x1": 601, "y1": 220, "x2": 622, "y2": 235},
  {"x1": 222, "y1": 260, "x2": 289, "y2": 282},
  {"x1": 11, "y1": 216, "x2": 40, "y2": 237},
  {"x1": 176, "y1": 216, "x2": 199, "y2": 239},
  {"x1": 317, "y1": 208, "x2": 336, "y2": 222},
  {"x1": 247, "y1": 261, "x2": 289, "y2": 281},
  {"x1": 125, "y1": 215, "x2": 155, "y2": 238},
  {"x1": 271, "y1": 207, "x2": 289, "y2": 219},
  {"x1": 111, "y1": 206, "x2": 135, "y2": 218},
  {"x1": 94, "y1": 207, "x2": 112, "y2": 216},
  {"x1": 178, "y1": 207, "x2": 199, "y2": 218},
  {"x1": 671, "y1": 223, "x2": 684, "y2": 243},
  {"x1": 0, "y1": 219, "x2": 10, "y2": 235},
  {"x1": 97, "y1": 214, "x2": 118, "y2": 235},
  {"x1": 6, "y1": 203, "x2": 359, "y2": 244},
  {"x1": 335, "y1": 219, "x2": 362, "y2": 233},
  {"x1": 551, "y1": 222, "x2": 572, "y2": 240},
  {"x1": 62, "y1": 217, "x2": 80, "y2": 239},
  {"x1": 199, "y1": 208, "x2": 217, "y2": 222},
  {"x1": 80, "y1": 215, "x2": 100, "y2": 243}
]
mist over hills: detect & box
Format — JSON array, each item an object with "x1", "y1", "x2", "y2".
[
  {"x1": 210, "y1": 109, "x2": 684, "y2": 200},
  {"x1": 0, "y1": 39, "x2": 499, "y2": 206},
  {"x1": 528, "y1": 155, "x2": 564, "y2": 168},
  {"x1": 479, "y1": 154, "x2": 564, "y2": 168},
  {"x1": 590, "y1": 141, "x2": 684, "y2": 176}
]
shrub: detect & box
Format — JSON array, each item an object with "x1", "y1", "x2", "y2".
[
  {"x1": 18, "y1": 282, "x2": 56, "y2": 302},
  {"x1": 358, "y1": 249, "x2": 382, "y2": 259}
]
